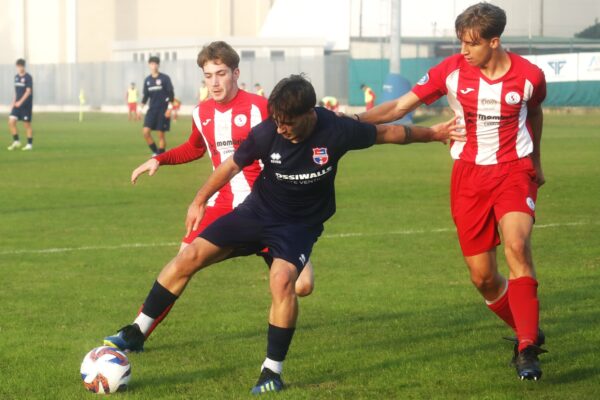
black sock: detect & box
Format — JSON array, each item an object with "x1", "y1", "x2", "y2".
[
  {"x1": 12, "y1": 134, "x2": 19, "y2": 142},
  {"x1": 27, "y1": 137, "x2": 33, "y2": 145},
  {"x1": 148, "y1": 143, "x2": 158, "y2": 154},
  {"x1": 157, "y1": 147, "x2": 165, "y2": 154},
  {"x1": 141, "y1": 280, "x2": 179, "y2": 318},
  {"x1": 266, "y1": 324, "x2": 296, "y2": 362}
]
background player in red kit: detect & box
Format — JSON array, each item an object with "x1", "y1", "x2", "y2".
[
  {"x1": 117, "y1": 41, "x2": 315, "y2": 345},
  {"x1": 355, "y1": 3, "x2": 547, "y2": 380}
]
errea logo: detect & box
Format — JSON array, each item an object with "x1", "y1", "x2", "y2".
[{"x1": 270, "y1": 153, "x2": 282, "y2": 164}]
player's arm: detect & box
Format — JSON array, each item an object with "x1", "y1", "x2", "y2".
[
  {"x1": 357, "y1": 91, "x2": 423, "y2": 125},
  {"x1": 15, "y1": 88, "x2": 31, "y2": 107},
  {"x1": 528, "y1": 104, "x2": 545, "y2": 186},
  {"x1": 186, "y1": 157, "x2": 242, "y2": 235},
  {"x1": 140, "y1": 83, "x2": 149, "y2": 113},
  {"x1": 131, "y1": 123, "x2": 207, "y2": 183},
  {"x1": 375, "y1": 117, "x2": 464, "y2": 145},
  {"x1": 165, "y1": 77, "x2": 175, "y2": 117}
]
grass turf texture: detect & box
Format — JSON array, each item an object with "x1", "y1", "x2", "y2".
[{"x1": 1, "y1": 112, "x2": 599, "y2": 399}]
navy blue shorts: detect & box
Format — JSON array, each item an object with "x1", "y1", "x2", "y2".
[
  {"x1": 10, "y1": 105, "x2": 32, "y2": 122},
  {"x1": 199, "y1": 206, "x2": 323, "y2": 272},
  {"x1": 144, "y1": 109, "x2": 170, "y2": 132}
]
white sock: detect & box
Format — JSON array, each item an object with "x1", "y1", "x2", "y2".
[
  {"x1": 262, "y1": 358, "x2": 283, "y2": 374},
  {"x1": 133, "y1": 312, "x2": 155, "y2": 335}
]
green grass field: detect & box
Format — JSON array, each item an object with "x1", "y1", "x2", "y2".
[{"x1": 1, "y1": 112, "x2": 599, "y2": 399}]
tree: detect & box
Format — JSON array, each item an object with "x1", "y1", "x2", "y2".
[{"x1": 575, "y1": 18, "x2": 600, "y2": 39}]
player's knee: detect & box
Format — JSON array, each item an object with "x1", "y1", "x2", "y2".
[
  {"x1": 470, "y1": 272, "x2": 496, "y2": 292},
  {"x1": 270, "y1": 269, "x2": 296, "y2": 298},
  {"x1": 504, "y1": 237, "x2": 529, "y2": 259},
  {"x1": 295, "y1": 279, "x2": 313, "y2": 297},
  {"x1": 173, "y1": 246, "x2": 207, "y2": 277}
]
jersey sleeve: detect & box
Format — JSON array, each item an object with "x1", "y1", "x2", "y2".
[
  {"x1": 337, "y1": 116, "x2": 377, "y2": 151},
  {"x1": 26, "y1": 75, "x2": 32, "y2": 89},
  {"x1": 233, "y1": 130, "x2": 262, "y2": 168},
  {"x1": 528, "y1": 68, "x2": 547, "y2": 109},
  {"x1": 142, "y1": 80, "x2": 149, "y2": 104},
  {"x1": 411, "y1": 60, "x2": 449, "y2": 105},
  {"x1": 165, "y1": 75, "x2": 174, "y2": 103},
  {"x1": 155, "y1": 119, "x2": 206, "y2": 165}
]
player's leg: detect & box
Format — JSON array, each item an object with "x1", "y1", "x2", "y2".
[
  {"x1": 451, "y1": 160, "x2": 516, "y2": 330},
  {"x1": 22, "y1": 121, "x2": 33, "y2": 150},
  {"x1": 493, "y1": 159, "x2": 545, "y2": 379},
  {"x1": 142, "y1": 127, "x2": 158, "y2": 155},
  {"x1": 252, "y1": 258, "x2": 298, "y2": 395},
  {"x1": 7, "y1": 115, "x2": 21, "y2": 150},
  {"x1": 295, "y1": 260, "x2": 314, "y2": 297},
  {"x1": 104, "y1": 238, "x2": 232, "y2": 351},
  {"x1": 157, "y1": 131, "x2": 166, "y2": 154},
  {"x1": 136, "y1": 207, "x2": 227, "y2": 340},
  {"x1": 499, "y1": 211, "x2": 545, "y2": 379},
  {"x1": 464, "y1": 250, "x2": 516, "y2": 330}
]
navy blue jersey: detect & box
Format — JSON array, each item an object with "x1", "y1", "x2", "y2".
[
  {"x1": 142, "y1": 73, "x2": 174, "y2": 111},
  {"x1": 233, "y1": 107, "x2": 377, "y2": 226},
  {"x1": 14, "y1": 73, "x2": 33, "y2": 106}
]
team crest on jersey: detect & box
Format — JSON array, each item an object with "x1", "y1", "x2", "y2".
[
  {"x1": 417, "y1": 73, "x2": 429, "y2": 85},
  {"x1": 312, "y1": 147, "x2": 329, "y2": 165},
  {"x1": 21, "y1": 78, "x2": 25, "y2": 83},
  {"x1": 156, "y1": 79, "x2": 161, "y2": 85},
  {"x1": 234, "y1": 114, "x2": 247, "y2": 127},
  {"x1": 505, "y1": 91, "x2": 521, "y2": 105},
  {"x1": 526, "y1": 197, "x2": 536, "y2": 211}
]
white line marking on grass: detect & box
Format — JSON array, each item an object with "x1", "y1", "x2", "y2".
[{"x1": 0, "y1": 221, "x2": 594, "y2": 256}]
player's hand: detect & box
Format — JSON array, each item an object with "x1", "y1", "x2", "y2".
[
  {"x1": 430, "y1": 117, "x2": 465, "y2": 145},
  {"x1": 14, "y1": 101, "x2": 21, "y2": 108},
  {"x1": 185, "y1": 202, "x2": 206, "y2": 237},
  {"x1": 533, "y1": 161, "x2": 546, "y2": 187},
  {"x1": 165, "y1": 109, "x2": 172, "y2": 119},
  {"x1": 131, "y1": 158, "x2": 160, "y2": 184}
]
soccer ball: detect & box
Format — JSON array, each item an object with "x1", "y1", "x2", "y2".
[{"x1": 80, "y1": 346, "x2": 131, "y2": 394}]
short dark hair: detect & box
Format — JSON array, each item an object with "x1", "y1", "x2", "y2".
[
  {"x1": 455, "y1": 2, "x2": 506, "y2": 41},
  {"x1": 360, "y1": 83, "x2": 366, "y2": 89},
  {"x1": 16, "y1": 59, "x2": 26, "y2": 66},
  {"x1": 268, "y1": 74, "x2": 316, "y2": 120},
  {"x1": 148, "y1": 56, "x2": 160, "y2": 64},
  {"x1": 197, "y1": 41, "x2": 240, "y2": 70}
]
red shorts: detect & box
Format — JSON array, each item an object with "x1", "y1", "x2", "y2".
[
  {"x1": 182, "y1": 206, "x2": 233, "y2": 244},
  {"x1": 128, "y1": 102, "x2": 137, "y2": 112},
  {"x1": 451, "y1": 157, "x2": 538, "y2": 257}
]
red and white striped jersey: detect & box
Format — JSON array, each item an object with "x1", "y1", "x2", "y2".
[
  {"x1": 412, "y1": 52, "x2": 546, "y2": 165},
  {"x1": 155, "y1": 89, "x2": 268, "y2": 208}
]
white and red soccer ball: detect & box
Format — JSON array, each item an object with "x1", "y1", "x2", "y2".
[{"x1": 80, "y1": 346, "x2": 131, "y2": 394}]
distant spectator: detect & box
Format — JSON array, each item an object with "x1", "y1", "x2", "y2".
[
  {"x1": 360, "y1": 83, "x2": 376, "y2": 110},
  {"x1": 319, "y1": 96, "x2": 339, "y2": 112},
  {"x1": 126, "y1": 82, "x2": 139, "y2": 121},
  {"x1": 254, "y1": 83, "x2": 265, "y2": 97}
]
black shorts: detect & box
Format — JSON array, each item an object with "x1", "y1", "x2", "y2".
[
  {"x1": 10, "y1": 105, "x2": 32, "y2": 122},
  {"x1": 144, "y1": 109, "x2": 170, "y2": 132},
  {"x1": 199, "y1": 206, "x2": 323, "y2": 272}
]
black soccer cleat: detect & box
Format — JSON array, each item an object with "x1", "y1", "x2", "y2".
[
  {"x1": 515, "y1": 345, "x2": 547, "y2": 381},
  {"x1": 103, "y1": 324, "x2": 145, "y2": 353},
  {"x1": 504, "y1": 328, "x2": 546, "y2": 366},
  {"x1": 250, "y1": 368, "x2": 285, "y2": 395}
]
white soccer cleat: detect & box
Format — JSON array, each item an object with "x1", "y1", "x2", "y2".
[
  {"x1": 7, "y1": 141, "x2": 21, "y2": 151},
  {"x1": 22, "y1": 144, "x2": 33, "y2": 151}
]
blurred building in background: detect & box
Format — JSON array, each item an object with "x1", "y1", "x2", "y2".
[{"x1": 1, "y1": 0, "x2": 600, "y2": 109}]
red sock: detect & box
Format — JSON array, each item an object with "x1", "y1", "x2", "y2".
[
  {"x1": 508, "y1": 276, "x2": 539, "y2": 352},
  {"x1": 136, "y1": 303, "x2": 174, "y2": 339},
  {"x1": 486, "y1": 285, "x2": 516, "y2": 331}
]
